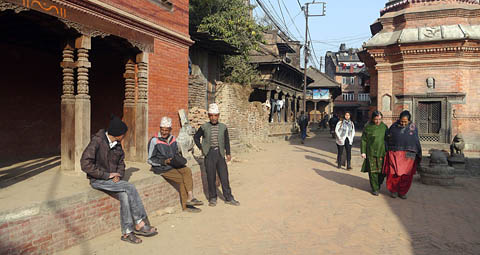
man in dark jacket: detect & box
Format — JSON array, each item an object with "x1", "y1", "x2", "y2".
[
  {"x1": 80, "y1": 115, "x2": 157, "y2": 244},
  {"x1": 194, "y1": 103, "x2": 240, "y2": 207},
  {"x1": 147, "y1": 116, "x2": 203, "y2": 213},
  {"x1": 329, "y1": 113, "x2": 339, "y2": 138},
  {"x1": 297, "y1": 111, "x2": 309, "y2": 144}
]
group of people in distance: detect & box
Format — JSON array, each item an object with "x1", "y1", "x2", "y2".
[
  {"x1": 80, "y1": 103, "x2": 238, "y2": 244},
  {"x1": 332, "y1": 110, "x2": 422, "y2": 198}
]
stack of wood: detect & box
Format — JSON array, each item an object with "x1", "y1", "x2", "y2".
[{"x1": 188, "y1": 107, "x2": 209, "y2": 130}]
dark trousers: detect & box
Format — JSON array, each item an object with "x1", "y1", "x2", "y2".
[
  {"x1": 336, "y1": 138, "x2": 352, "y2": 165},
  {"x1": 204, "y1": 148, "x2": 233, "y2": 201}
]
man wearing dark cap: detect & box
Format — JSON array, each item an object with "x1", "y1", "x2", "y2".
[{"x1": 81, "y1": 115, "x2": 157, "y2": 244}]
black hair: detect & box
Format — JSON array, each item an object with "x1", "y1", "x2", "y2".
[
  {"x1": 399, "y1": 110, "x2": 411, "y2": 121},
  {"x1": 371, "y1": 110, "x2": 383, "y2": 121}
]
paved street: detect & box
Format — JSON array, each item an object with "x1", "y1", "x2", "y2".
[{"x1": 60, "y1": 132, "x2": 480, "y2": 255}]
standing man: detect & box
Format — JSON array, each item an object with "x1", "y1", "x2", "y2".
[
  {"x1": 81, "y1": 115, "x2": 157, "y2": 244},
  {"x1": 147, "y1": 117, "x2": 203, "y2": 213},
  {"x1": 194, "y1": 103, "x2": 240, "y2": 207},
  {"x1": 297, "y1": 111, "x2": 309, "y2": 144}
]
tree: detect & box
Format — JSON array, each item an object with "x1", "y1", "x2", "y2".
[{"x1": 190, "y1": 0, "x2": 265, "y2": 85}]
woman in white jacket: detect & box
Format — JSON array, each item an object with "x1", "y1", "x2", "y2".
[{"x1": 335, "y1": 112, "x2": 355, "y2": 170}]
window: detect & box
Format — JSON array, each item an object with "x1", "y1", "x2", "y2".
[
  {"x1": 342, "y1": 77, "x2": 355, "y2": 85},
  {"x1": 358, "y1": 93, "x2": 370, "y2": 102},
  {"x1": 343, "y1": 93, "x2": 355, "y2": 101}
]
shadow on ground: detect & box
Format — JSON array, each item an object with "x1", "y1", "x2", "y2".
[{"x1": 0, "y1": 156, "x2": 61, "y2": 189}]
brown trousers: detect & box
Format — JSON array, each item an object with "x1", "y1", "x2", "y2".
[{"x1": 162, "y1": 167, "x2": 193, "y2": 210}]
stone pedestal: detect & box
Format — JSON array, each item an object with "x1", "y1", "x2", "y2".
[
  {"x1": 419, "y1": 150, "x2": 455, "y2": 186},
  {"x1": 448, "y1": 155, "x2": 467, "y2": 176}
]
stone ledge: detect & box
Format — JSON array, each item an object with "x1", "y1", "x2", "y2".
[{"x1": 0, "y1": 163, "x2": 204, "y2": 254}]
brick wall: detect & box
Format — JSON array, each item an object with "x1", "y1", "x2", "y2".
[
  {"x1": 215, "y1": 83, "x2": 296, "y2": 149},
  {"x1": 148, "y1": 38, "x2": 189, "y2": 136},
  {"x1": 0, "y1": 167, "x2": 203, "y2": 255},
  {"x1": 99, "y1": 0, "x2": 189, "y2": 35},
  {"x1": 188, "y1": 75, "x2": 207, "y2": 110}
]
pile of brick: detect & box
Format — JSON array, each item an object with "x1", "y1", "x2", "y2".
[{"x1": 188, "y1": 107, "x2": 209, "y2": 130}]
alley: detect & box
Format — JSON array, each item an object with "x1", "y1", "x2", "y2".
[{"x1": 61, "y1": 132, "x2": 480, "y2": 255}]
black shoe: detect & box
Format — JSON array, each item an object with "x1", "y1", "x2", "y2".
[
  {"x1": 399, "y1": 194, "x2": 407, "y2": 199},
  {"x1": 208, "y1": 199, "x2": 217, "y2": 207},
  {"x1": 347, "y1": 162, "x2": 352, "y2": 170},
  {"x1": 371, "y1": 191, "x2": 379, "y2": 196},
  {"x1": 186, "y1": 198, "x2": 204, "y2": 206},
  {"x1": 225, "y1": 199, "x2": 240, "y2": 206},
  {"x1": 337, "y1": 162, "x2": 341, "y2": 169},
  {"x1": 184, "y1": 205, "x2": 202, "y2": 213}
]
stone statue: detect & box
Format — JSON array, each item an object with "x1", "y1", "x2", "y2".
[
  {"x1": 176, "y1": 109, "x2": 196, "y2": 164},
  {"x1": 426, "y1": 77, "x2": 435, "y2": 89},
  {"x1": 450, "y1": 133, "x2": 465, "y2": 156}
]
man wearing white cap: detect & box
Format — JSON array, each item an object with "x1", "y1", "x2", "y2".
[
  {"x1": 194, "y1": 103, "x2": 240, "y2": 207},
  {"x1": 147, "y1": 116, "x2": 204, "y2": 213}
]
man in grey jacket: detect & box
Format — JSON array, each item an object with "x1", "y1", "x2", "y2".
[{"x1": 194, "y1": 103, "x2": 240, "y2": 207}]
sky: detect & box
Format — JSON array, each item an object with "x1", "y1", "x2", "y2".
[{"x1": 250, "y1": 0, "x2": 387, "y2": 71}]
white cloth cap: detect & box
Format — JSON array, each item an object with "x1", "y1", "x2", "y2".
[
  {"x1": 208, "y1": 103, "x2": 220, "y2": 114},
  {"x1": 160, "y1": 117, "x2": 172, "y2": 128}
]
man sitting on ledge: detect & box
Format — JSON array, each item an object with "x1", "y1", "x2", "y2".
[
  {"x1": 81, "y1": 115, "x2": 157, "y2": 244},
  {"x1": 147, "y1": 116, "x2": 204, "y2": 213}
]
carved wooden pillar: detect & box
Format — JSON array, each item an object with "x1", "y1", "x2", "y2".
[
  {"x1": 135, "y1": 53, "x2": 149, "y2": 162},
  {"x1": 74, "y1": 35, "x2": 91, "y2": 173},
  {"x1": 287, "y1": 96, "x2": 293, "y2": 122},
  {"x1": 294, "y1": 97, "x2": 299, "y2": 121},
  {"x1": 123, "y1": 59, "x2": 136, "y2": 161},
  {"x1": 314, "y1": 101, "x2": 318, "y2": 122},
  {"x1": 60, "y1": 43, "x2": 76, "y2": 172},
  {"x1": 281, "y1": 95, "x2": 286, "y2": 123}
]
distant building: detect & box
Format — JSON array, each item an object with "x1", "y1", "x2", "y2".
[
  {"x1": 325, "y1": 44, "x2": 370, "y2": 126},
  {"x1": 250, "y1": 30, "x2": 313, "y2": 123},
  {"x1": 305, "y1": 67, "x2": 342, "y2": 122}
]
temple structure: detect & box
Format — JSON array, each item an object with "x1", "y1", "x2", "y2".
[{"x1": 359, "y1": 0, "x2": 480, "y2": 151}]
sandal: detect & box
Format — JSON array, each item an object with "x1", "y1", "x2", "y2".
[
  {"x1": 186, "y1": 198, "x2": 204, "y2": 206},
  {"x1": 121, "y1": 233, "x2": 142, "y2": 244},
  {"x1": 134, "y1": 224, "x2": 158, "y2": 237}
]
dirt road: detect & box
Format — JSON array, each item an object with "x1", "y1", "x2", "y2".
[{"x1": 60, "y1": 132, "x2": 480, "y2": 255}]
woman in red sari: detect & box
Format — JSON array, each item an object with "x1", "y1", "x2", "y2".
[{"x1": 383, "y1": 110, "x2": 422, "y2": 199}]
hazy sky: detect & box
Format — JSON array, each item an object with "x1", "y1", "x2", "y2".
[{"x1": 251, "y1": 0, "x2": 387, "y2": 70}]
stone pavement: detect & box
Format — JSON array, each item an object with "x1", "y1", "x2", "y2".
[{"x1": 59, "y1": 132, "x2": 480, "y2": 255}]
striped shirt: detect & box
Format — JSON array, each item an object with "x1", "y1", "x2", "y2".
[{"x1": 211, "y1": 124, "x2": 219, "y2": 147}]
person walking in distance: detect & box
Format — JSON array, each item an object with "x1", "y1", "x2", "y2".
[
  {"x1": 297, "y1": 111, "x2": 309, "y2": 144},
  {"x1": 335, "y1": 112, "x2": 355, "y2": 170},
  {"x1": 194, "y1": 103, "x2": 240, "y2": 207}
]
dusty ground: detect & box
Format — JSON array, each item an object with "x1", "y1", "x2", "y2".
[{"x1": 59, "y1": 132, "x2": 480, "y2": 255}]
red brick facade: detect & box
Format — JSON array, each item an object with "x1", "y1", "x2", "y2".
[
  {"x1": 360, "y1": 0, "x2": 480, "y2": 150},
  {"x1": 148, "y1": 38, "x2": 189, "y2": 136}
]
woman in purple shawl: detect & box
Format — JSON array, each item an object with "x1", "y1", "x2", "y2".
[{"x1": 383, "y1": 110, "x2": 422, "y2": 199}]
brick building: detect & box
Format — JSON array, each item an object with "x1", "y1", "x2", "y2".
[
  {"x1": 325, "y1": 44, "x2": 371, "y2": 127},
  {"x1": 305, "y1": 67, "x2": 342, "y2": 122},
  {"x1": 249, "y1": 30, "x2": 313, "y2": 124},
  {"x1": 0, "y1": 0, "x2": 192, "y2": 169},
  {"x1": 188, "y1": 32, "x2": 238, "y2": 110},
  {"x1": 359, "y1": 0, "x2": 480, "y2": 151}
]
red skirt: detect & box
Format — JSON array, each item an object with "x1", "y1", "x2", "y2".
[
  {"x1": 382, "y1": 151, "x2": 418, "y2": 176},
  {"x1": 383, "y1": 151, "x2": 419, "y2": 195}
]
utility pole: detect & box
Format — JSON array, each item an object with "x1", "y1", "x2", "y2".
[{"x1": 301, "y1": 1, "x2": 326, "y2": 112}]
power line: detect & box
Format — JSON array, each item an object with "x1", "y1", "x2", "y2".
[{"x1": 280, "y1": 0, "x2": 304, "y2": 40}]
